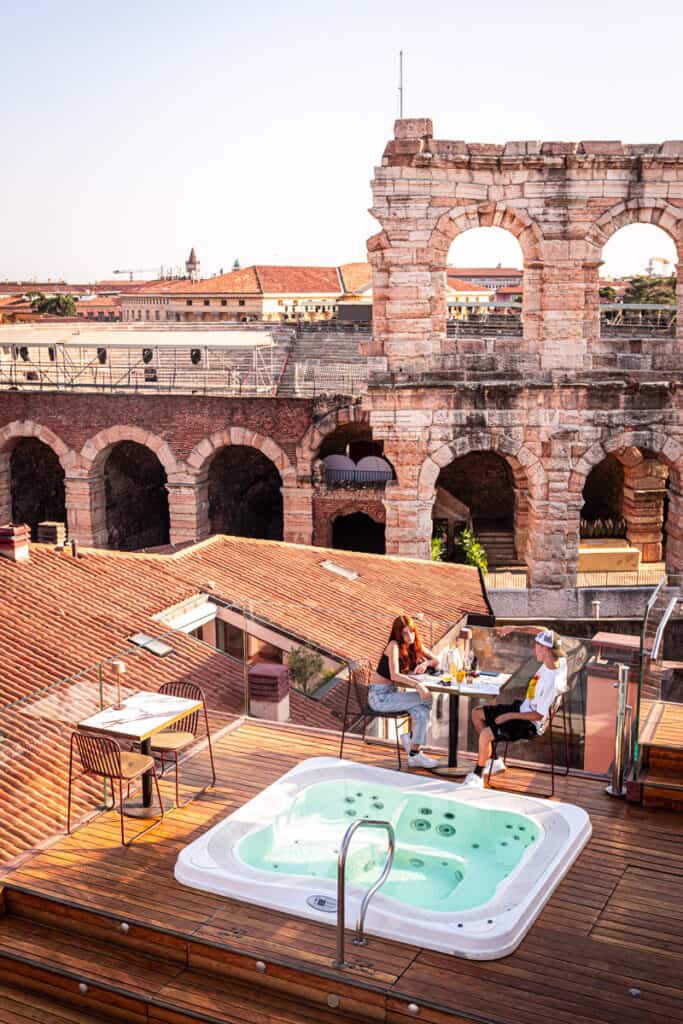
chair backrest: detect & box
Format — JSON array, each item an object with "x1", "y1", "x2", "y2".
[
  {"x1": 74, "y1": 732, "x2": 123, "y2": 779},
  {"x1": 347, "y1": 658, "x2": 373, "y2": 713},
  {"x1": 158, "y1": 680, "x2": 203, "y2": 734}
]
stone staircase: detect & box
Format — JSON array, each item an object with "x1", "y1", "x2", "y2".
[
  {"x1": 0, "y1": 887, "x2": 377, "y2": 1024},
  {"x1": 474, "y1": 529, "x2": 520, "y2": 569}
]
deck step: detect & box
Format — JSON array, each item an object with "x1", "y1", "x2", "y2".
[
  {"x1": 638, "y1": 766, "x2": 683, "y2": 810},
  {"x1": 0, "y1": 981, "x2": 119, "y2": 1024},
  {"x1": 0, "y1": 894, "x2": 384, "y2": 1024}
]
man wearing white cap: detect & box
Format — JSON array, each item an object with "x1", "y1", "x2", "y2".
[{"x1": 462, "y1": 629, "x2": 568, "y2": 788}]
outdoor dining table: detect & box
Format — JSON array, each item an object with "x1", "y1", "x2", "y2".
[
  {"x1": 77, "y1": 690, "x2": 203, "y2": 817},
  {"x1": 409, "y1": 670, "x2": 511, "y2": 777}
]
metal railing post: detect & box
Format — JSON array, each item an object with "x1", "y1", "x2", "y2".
[
  {"x1": 606, "y1": 663, "x2": 630, "y2": 797},
  {"x1": 333, "y1": 818, "x2": 395, "y2": 969}
]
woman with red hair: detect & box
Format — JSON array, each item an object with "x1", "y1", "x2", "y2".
[{"x1": 369, "y1": 614, "x2": 439, "y2": 769}]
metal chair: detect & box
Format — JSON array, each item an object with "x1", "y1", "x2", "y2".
[
  {"x1": 67, "y1": 731, "x2": 164, "y2": 846},
  {"x1": 148, "y1": 681, "x2": 216, "y2": 807},
  {"x1": 339, "y1": 658, "x2": 410, "y2": 770},
  {"x1": 486, "y1": 688, "x2": 571, "y2": 798}
]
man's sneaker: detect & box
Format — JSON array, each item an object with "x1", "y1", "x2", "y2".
[
  {"x1": 407, "y1": 750, "x2": 438, "y2": 770},
  {"x1": 400, "y1": 732, "x2": 413, "y2": 756},
  {"x1": 461, "y1": 771, "x2": 484, "y2": 788},
  {"x1": 485, "y1": 757, "x2": 507, "y2": 775}
]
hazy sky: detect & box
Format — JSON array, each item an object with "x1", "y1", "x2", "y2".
[{"x1": 2, "y1": 0, "x2": 681, "y2": 282}]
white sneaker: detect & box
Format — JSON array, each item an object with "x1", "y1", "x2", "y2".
[
  {"x1": 485, "y1": 757, "x2": 507, "y2": 775},
  {"x1": 461, "y1": 772, "x2": 484, "y2": 788},
  {"x1": 407, "y1": 751, "x2": 439, "y2": 770},
  {"x1": 400, "y1": 732, "x2": 413, "y2": 756}
]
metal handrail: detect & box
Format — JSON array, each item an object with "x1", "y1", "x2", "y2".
[{"x1": 332, "y1": 818, "x2": 395, "y2": 969}]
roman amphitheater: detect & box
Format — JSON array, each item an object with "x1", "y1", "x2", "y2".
[{"x1": 1, "y1": 117, "x2": 681, "y2": 618}]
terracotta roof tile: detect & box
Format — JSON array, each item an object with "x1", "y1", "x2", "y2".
[{"x1": 0, "y1": 538, "x2": 491, "y2": 865}]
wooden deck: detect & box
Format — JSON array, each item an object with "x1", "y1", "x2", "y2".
[
  {"x1": 1, "y1": 719, "x2": 682, "y2": 1024},
  {"x1": 639, "y1": 700, "x2": 683, "y2": 750}
]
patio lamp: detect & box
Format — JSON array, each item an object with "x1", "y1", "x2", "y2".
[{"x1": 110, "y1": 659, "x2": 127, "y2": 709}]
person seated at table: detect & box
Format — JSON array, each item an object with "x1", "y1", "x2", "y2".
[
  {"x1": 370, "y1": 614, "x2": 440, "y2": 769},
  {"x1": 462, "y1": 629, "x2": 568, "y2": 788}
]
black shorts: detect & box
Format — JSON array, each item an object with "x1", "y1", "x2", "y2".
[{"x1": 483, "y1": 701, "x2": 537, "y2": 743}]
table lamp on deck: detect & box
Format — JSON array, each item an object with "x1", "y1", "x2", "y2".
[{"x1": 110, "y1": 659, "x2": 126, "y2": 709}]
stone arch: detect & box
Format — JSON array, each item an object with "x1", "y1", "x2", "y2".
[
  {"x1": 80, "y1": 425, "x2": 179, "y2": 476},
  {"x1": 431, "y1": 202, "x2": 544, "y2": 262},
  {"x1": 329, "y1": 505, "x2": 386, "y2": 555},
  {"x1": 0, "y1": 420, "x2": 72, "y2": 534},
  {"x1": 569, "y1": 430, "x2": 683, "y2": 495},
  {"x1": 0, "y1": 419, "x2": 73, "y2": 470},
  {"x1": 587, "y1": 199, "x2": 683, "y2": 252},
  {"x1": 418, "y1": 433, "x2": 547, "y2": 570},
  {"x1": 296, "y1": 404, "x2": 368, "y2": 478},
  {"x1": 570, "y1": 430, "x2": 683, "y2": 571},
  {"x1": 186, "y1": 426, "x2": 295, "y2": 484},
  {"x1": 418, "y1": 433, "x2": 547, "y2": 502}
]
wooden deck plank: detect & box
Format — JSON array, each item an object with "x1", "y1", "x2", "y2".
[{"x1": 2, "y1": 719, "x2": 682, "y2": 1024}]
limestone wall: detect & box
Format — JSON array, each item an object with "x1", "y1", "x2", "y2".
[{"x1": 365, "y1": 118, "x2": 683, "y2": 372}]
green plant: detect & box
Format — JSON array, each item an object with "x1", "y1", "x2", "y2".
[
  {"x1": 457, "y1": 526, "x2": 488, "y2": 574},
  {"x1": 287, "y1": 645, "x2": 324, "y2": 693},
  {"x1": 431, "y1": 535, "x2": 446, "y2": 562}
]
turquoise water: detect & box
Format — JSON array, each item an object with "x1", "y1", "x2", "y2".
[{"x1": 236, "y1": 780, "x2": 541, "y2": 912}]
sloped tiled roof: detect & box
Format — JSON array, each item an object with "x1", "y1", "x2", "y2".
[
  {"x1": 339, "y1": 263, "x2": 371, "y2": 293},
  {"x1": 447, "y1": 266, "x2": 522, "y2": 277},
  {"x1": 0, "y1": 537, "x2": 491, "y2": 866},
  {"x1": 141, "y1": 266, "x2": 344, "y2": 297},
  {"x1": 446, "y1": 277, "x2": 493, "y2": 294}
]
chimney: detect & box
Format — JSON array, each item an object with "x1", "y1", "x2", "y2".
[
  {"x1": 0, "y1": 523, "x2": 31, "y2": 562},
  {"x1": 247, "y1": 662, "x2": 290, "y2": 722},
  {"x1": 37, "y1": 520, "x2": 67, "y2": 546}
]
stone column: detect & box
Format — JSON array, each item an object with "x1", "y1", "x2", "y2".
[
  {"x1": 0, "y1": 451, "x2": 11, "y2": 524},
  {"x1": 676, "y1": 259, "x2": 683, "y2": 344},
  {"x1": 512, "y1": 486, "x2": 529, "y2": 562},
  {"x1": 383, "y1": 484, "x2": 433, "y2": 559},
  {"x1": 665, "y1": 479, "x2": 683, "y2": 574},
  {"x1": 167, "y1": 473, "x2": 210, "y2": 546},
  {"x1": 65, "y1": 470, "x2": 108, "y2": 548},
  {"x1": 282, "y1": 482, "x2": 314, "y2": 546},
  {"x1": 622, "y1": 458, "x2": 668, "y2": 562},
  {"x1": 525, "y1": 495, "x2": 582, "y2": 588},
  {"x1": 538, "y1": 241, "x2": 591, "y2": 370}
]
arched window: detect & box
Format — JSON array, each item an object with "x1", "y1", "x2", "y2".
[
  {"x1": 445, "y1": 227, "x2": 524, "y2": 338},
  {"x1": 600, "y1": 224, "x2": 677, "y2": 338}
]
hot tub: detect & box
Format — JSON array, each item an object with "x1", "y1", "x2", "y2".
[{"x1": 175, "y1": 757, "x2": 591, "y2": 959}]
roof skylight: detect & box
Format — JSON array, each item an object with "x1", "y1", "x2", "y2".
[
  {"x1": 127, "y1": 633, "x2": 175, "y2": 657},
  {"x1": 319, "y1": 559, "x2": 359, "y2": 581}
]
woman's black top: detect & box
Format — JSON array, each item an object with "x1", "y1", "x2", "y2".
[{"x1": 376, "y1": 653, "x2": 391, "y2": 681}]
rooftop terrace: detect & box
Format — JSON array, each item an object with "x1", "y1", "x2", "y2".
[{"x1": 0, "y1": 720, "x2": 681, "y2": 1024}]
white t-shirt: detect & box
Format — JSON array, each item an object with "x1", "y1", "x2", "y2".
[{"x1": 519, "y1": 658, "x2": 568, "y2": 734}]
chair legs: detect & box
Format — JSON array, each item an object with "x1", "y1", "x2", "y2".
[
  {"x1": 487, "y1": 716, "x2": 568, "y2": 799},
  {"x1": 117, "y1": 764, "x2": 166, "y2": 847}
]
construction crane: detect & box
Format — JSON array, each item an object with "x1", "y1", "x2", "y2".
[{"x1": 113, "y1": 267, "x2": 161, "y2": 282}]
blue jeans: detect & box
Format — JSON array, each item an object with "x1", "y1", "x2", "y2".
[{"x1": 368, "y1": 684, "x2": 433, "y2": 748}]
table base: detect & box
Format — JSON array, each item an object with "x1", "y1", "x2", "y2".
[
  {"x1": 430, "y1": 763, "x2": 473, "y2": 778},
  {"x1": 122, "y1": 794, "x2": 174, "y2": 819}
]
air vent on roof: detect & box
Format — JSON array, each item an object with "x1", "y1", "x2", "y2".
[
  {"x1": 127, "y1": 633, "x2": 175, "y2": 657},
  {"x1": 320, "y1": 559, "x2": 359, "y2": 581}
]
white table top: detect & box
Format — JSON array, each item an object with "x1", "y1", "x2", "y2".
[
  {"x1": 409, "y1": 671, "x2": 510, "y2": 697},
  {"x1": 78, "y1": 690, "x2": 202, "y2": 742}
]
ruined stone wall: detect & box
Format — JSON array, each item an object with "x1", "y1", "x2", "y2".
[
  {"x1": 365, "y1": 118, "x2": 683, "y2": 373},
  {"x1": 360, "y1": 119, "x2": 683, "y2": 587}
]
